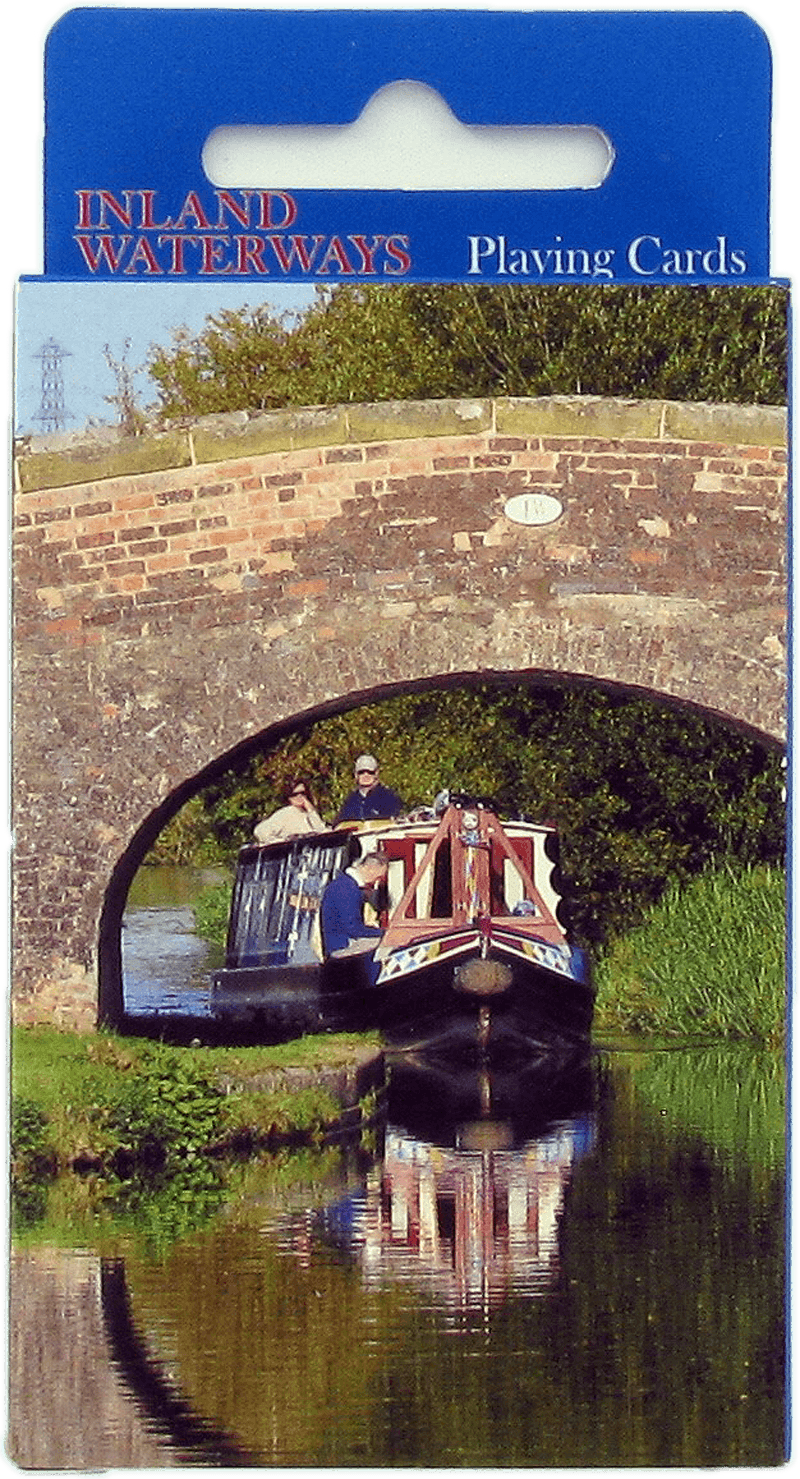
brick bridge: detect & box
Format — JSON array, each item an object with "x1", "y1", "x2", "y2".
[{"x1": 13, "y1": 394, "x2": 787, "y2": 1030}]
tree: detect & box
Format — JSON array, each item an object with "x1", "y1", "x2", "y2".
[
  {"x1": 150, "y1": 681, "x2": 785, "y2": 949},
  {"x1": 148, "y1": 284, "x2": 788, "y2": 419},
  {"x1": 103, "y1": 338, "x2": 147, "y2": 435},
  {"x1": 148, "y1": 303, "x2": 307, "y2": 418}
]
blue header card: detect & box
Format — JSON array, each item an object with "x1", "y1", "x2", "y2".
[{"x1": 43, "y1": 8, "x2": 772, "y2": 284}]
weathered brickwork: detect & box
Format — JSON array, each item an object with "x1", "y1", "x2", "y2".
[{"x1": 12, "y1": 397, "x2": 787, "y2": 1029}]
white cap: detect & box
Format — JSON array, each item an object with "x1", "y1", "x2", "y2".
[{"x1": 354, "y1": 753, "x2": 378, "y2": 775}]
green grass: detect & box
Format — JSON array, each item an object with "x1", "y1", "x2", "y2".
[
  {"x1": 10, "y1": 1026, "x2": 382, "y2": 1171},
  {"x1": 595, "y1": 863, "x2": 786, "y2": 1046}
]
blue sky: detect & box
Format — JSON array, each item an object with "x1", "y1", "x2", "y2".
[{"x1": 14, "y1": 279, "x2": 318, "y2": 436}]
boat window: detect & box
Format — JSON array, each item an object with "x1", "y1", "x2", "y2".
[
  {"x1": 503, "y1": 857, "x2": 524, "y2": 914},
  {"x1": 413, "y1": 842, "x2": 435, "y2": 920},
  {"x1": 386, "y1": 857, "x2": 406, "y2": 915},
  {"x1": 431, "y1": 840, "x2": 452, "y2": 918}
]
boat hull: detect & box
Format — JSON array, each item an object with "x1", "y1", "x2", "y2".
[
  {"x1": 368, "y1": 937, "x2": 591, "y2": 1062},
  {"x1": 213, "y1": 930, "x2": 593, "y2": 1061}
]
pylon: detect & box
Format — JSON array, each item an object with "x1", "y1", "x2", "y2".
[{"x1": 34, "y1": 338, "x2": 72, "y2": 433}]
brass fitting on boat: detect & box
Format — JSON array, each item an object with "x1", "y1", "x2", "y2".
[{"x1": 453, "y1": 959, "x2": 513, "y2": 996}]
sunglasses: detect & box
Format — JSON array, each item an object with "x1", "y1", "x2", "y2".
[{"x1": 291, "y1": 788, "x2": 307, "y2": 798}]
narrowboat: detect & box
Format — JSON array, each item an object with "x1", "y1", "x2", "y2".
[{"x1": 211, "y1": 793, "x2": 594, "y2": 1062}]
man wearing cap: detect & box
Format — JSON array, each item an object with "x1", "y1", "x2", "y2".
[{"x1": 334, "y1": 755, "x2": 404, "y2": 825}]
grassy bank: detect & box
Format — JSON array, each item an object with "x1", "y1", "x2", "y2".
[
  {"x1": 11, "y1": 1026, "x2": 383, "y2": 1188},
  {"x1": 594, "y1": 864, "x2": 786, "y2": 1046}
]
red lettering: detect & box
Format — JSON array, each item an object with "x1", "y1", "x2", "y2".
[
  {"x1": 74, "y1": 235, "x2": 131, "y2": 273},
  {"x1": 269, "y1": 235, "x2": 325, "y2": 274},
  {"x1": 317, "y1": 237, "x2": 357, "y2": 275},
  {"x1": 348, "y1": 235, "x2": 386, "y2": 274},
  {"x1": 104, "y1": 190, "x2": 134, "y2": 227},
  {"x1": 201, "y1": 236, "x2": 234, "y2": 274},
  {"x1": 73, "y1": 190, "x2": 134, "y2": 229},
  {"x1": 173, "y1": 191, "x2": 212, "y2": 231},
  {"x1": 75, "y1": 191, "x2": 94, "y2": 229},
  {"x1": 384, "y1": 235, "x2": 412, "y2": 276},
  {"x1": 139, "y1": 190, "x2": 173, "y2": 230},
  {"x1": 124, "y1": 237, "x2": 163, "y2": 274},
  {"x1": 214, "y1": 190, "x2": 251, "y2": 229},
  {"x1": 256, "y1": 191, "x2": 298, "y2": 230},
  {"x1": 158, "y1": 234, "x2": 201, "y2": 273},
  {"x1": 235, "y1": 235, "x2": 270, "y2": 274}
]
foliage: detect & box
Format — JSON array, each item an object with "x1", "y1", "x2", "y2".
[
  {"x1": 149, "y1": 283, "x2": 788, "y2": 418},
  {"x1": 11, "y1": 1097, "x2": 55, "y2": 1172},
  {"x1": 148, "y1": 682, "x2": 785, "y2": 949},
  {"x1": 9, "y1": 1027, "x2": 381, "y2": 1247},
  {"x1": 193, "y1": 879, "x2": 233, "y2": 947},
  {"x1": 148, "y1": 302, "x2": 306, "y2": 417},
  {"x1": 102, "y1": 1159, "x2": 228, "y2": 1255},
  {"x1": 10, "y1": 1026, "x2": 381, "y2": 1172},
  {"x1": 146, "y1": 793, "x2": 230, "y2": 865},
  {"x1": 11, "y1": 1098, "x2": 57, "y2": 1229},
  {"x1": 222, "y1": 1086, "x2": 342, "y2": 1143},
  {"x1": 595, "y1": 863, "x2": 786, "y2": 1044},
  {"x1": 97, "y1": 1048, "x2": 225, "y2": 1173}
]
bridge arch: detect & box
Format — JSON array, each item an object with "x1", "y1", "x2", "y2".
[
  {"x1": 13, "y1": 395, "x2": 786, "y2": 1028},
  {"x1": 99, "y1": 665, "x2": 783, "y2": 1032}
]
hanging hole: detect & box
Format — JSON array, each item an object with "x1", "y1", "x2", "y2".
[{"x1": 203, "y1": 80, "x2": 615, "y2": 192}]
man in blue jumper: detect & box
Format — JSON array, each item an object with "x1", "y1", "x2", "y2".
[
  {"x1": 320, "y1": 850, "x2": 389, "y2": 983},
  {"x1": 334, "y1": 754, "x2": 404, "y2": 825}
]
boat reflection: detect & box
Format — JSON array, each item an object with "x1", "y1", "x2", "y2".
[
  {"x1": 81, "y1": 1058, "x2": 597, "y2": 1464},
  {"x1": 313, "y1": 1057, "x2": 597, "y2": 1311}
]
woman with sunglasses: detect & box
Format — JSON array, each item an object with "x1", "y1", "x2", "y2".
[{"x1": 253, "y1": 778, "x2": 327, "y2": 844}]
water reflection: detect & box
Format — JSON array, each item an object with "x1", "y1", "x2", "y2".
[
  {"x1": 308, "y1": 1059, "x2": 596, "y2": 1313},
  {"x1": 348, "y1": 1118, "x2": 593, "y2": 1310},
  {"x1": 9, "y1": 1048, "x2": 786, "y2": 1468}
]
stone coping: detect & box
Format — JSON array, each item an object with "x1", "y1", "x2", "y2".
[{"x1": 14, "y1": 394, "x2": 788, "y2": 494}]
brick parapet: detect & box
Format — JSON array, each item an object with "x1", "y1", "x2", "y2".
[
  {"x1": 14, "y1": 413, "x2": 787, "y2": 656},
  {"x1": 14, "y1": 395, "x2": 788, "y2": 494}
]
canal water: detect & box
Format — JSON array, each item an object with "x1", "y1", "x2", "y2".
[
  {"x1": 121, "y1": 864, "x2": 226, "y2": 1017},
  {"x1": 9, "y1": 870, "x2": 787, "y2": 1467}
]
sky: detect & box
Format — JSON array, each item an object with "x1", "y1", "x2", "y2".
[{"x1": 15, "y1": 280, "x2": 318, "y2": 436}]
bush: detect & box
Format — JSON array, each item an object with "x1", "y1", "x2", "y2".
[
  {"x1": 11, "y1": 1098, "x2": 58, "y2": 1230},
  {"x1": 192, "y1": 880, "x2": 232, "y2": 949},
  {"x1": 11, "y1": 1097, "x2": 57, "y2": 1178},
  {"x1": 97, "y1": 1050, "x2": 225, "y2": 1175}
]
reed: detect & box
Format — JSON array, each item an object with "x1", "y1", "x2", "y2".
[{"x1": 594, "y1": 864, "x2": 786, "y2": 1046}]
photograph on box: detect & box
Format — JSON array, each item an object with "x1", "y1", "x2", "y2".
[{"x1": 12, "y1": 277, "x2": 788, "y2": 1467}]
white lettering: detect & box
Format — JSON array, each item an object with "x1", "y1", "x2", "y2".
[
  {"x1": 467, "y1": 234, "x2": 617, "y2": 280},
  {"x1": 627, "y1": 235, "x2": 661, "y2": 276},
  {"x1": 467, "y1": 235, "x2": 498, "y2": 274},
  {"x1": 628, "y1": 233, "x2": 748, "y2": 278}
]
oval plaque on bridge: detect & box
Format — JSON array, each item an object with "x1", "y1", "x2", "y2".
[{"x1": 503, "y1": 492, "x2": 564, "y2": 526}]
